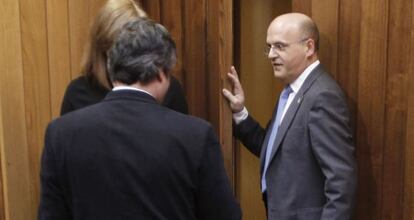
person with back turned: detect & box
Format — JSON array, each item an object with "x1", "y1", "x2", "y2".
[
  {"x1": 222, "y1": 13, "x2": 357, "y2": 220},
  {"x1": 60, "y1": 0, "x2": 188, "y2": 116},
  {"x1": 39, "y1": 18, "x2": 241, "y2": 220}
]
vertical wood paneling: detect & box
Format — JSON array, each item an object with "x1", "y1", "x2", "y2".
[
  {"x1": 292, "y1": 0, "x2": 312, "y2": 15},
  {"x1": 0, "y1": 0, "x2": 33, "y2": 219},
  {"x1": 19, "y1": 0, "x2": 51, "y2": 216},
  {"x1": 382, "y1": 0, "x2": 412, "y2": 219},
  {"x1": 68, "y1": 0, "x2": 91, "y2": 78},
  {"x1": 206, "y1": 0, "x2": 220, "y2": 132},
  {"x1": 184, "y1": 0, "x2": 207, "y2": 118},
  {"x1": 160, "y1": 0, "x2": 184, "y2": 82},
  {"x1": 46, "y1": 0, "x2": 72, "y2": 117},
  {"x1": 311, "y1": 0, "x2": 339, "y2": 78},
  {"x1": 404, "y1": 2, "x2": 414, "y2": 218},
  {"x1": 142, "y1": 0, "x2": 161, "y2": 22},
  {"x1": 0, "y1": 97, "x2": 5, "y2": 220},
  {"x1": 356, "y1": 1, "x2": 389, "y2": 219},
  {"x1": 337, "y1": 0, "x2": 361, "y2": 130},
  {"x1": 206, "y1": 0, "x2": 234, "y2": 184},
  {"x1": 218, "y1": 0, "x2": 234, "y2": 185}
]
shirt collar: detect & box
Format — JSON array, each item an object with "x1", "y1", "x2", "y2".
[
  {"x1": 289, "y1": 60, "x2": 320, "y2": 93},
  {"x1": 112, "y1": 85, "x2": 154, "y2": 98}
]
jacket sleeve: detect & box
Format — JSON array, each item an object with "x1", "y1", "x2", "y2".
[
  {"x1": 308, "y1": 89, "x2": 357, "y2": 220},
  {"x1": 234, "y1": 115, "x2": 269, "y2": 157},
  {"x1": 38, "y1": 123, "x2": 71, "y2": 220},
  {"x1": 195, "y1": 126, "x2": 242, "y2": 220}
]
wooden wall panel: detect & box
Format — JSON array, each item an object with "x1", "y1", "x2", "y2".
[
  {"x1": 141, "y1": 0, "x2": 161, "y2": 22},
  {"x1": 0, "y1": 96, "x2": 6, "y2": 220},
  {"x1": 68, "y1": 0, "x2": 90, "y2": 78},
  {"x1": 19, "y1": 0, "x2": 51, "y2": 217},
  {"x1": 0, "y1": 0, "x2": 34, "y2": 219},
  {"x1": 206, "y1": 0, "x2": 234, "y2": 184},
  {"x1": 68, "y1": 0, "x2": 106, "y2": 79},
  {"x1": 337, "y1": 0, "x2": 361, "y2": 128},
  {"x1": 46, "y1": 0, "x2": 72, "y2": 117},
  {"x1": 404, "y1": 2, "x2": 414, "y2": 218},
  {"x1": 311, "y1": 0, "x2": 339, "y2": 78},
  {"x1": 160, "y1": 0, "x2": 184, "y2": 82},
  {"x1": 382, "y1": 0, "x2": 412, "y2": 219},
  {"x1": 291, "y1": 0, "x2": 312, "y2": 15},
  {"x1": 356, "y1": 1, "x2": 389, "y2": 219},
  {"x1": 184, "y1": 0, "x2": 207, "y2": 118}
]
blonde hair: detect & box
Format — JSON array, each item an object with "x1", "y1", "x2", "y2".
[{"x1": 81, "y1": 0, "x2": 147, "y2": 89}]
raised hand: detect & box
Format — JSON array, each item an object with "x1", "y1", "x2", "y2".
[{"x1": 222, "y1": 66, "x2": 245, "y2": 113}]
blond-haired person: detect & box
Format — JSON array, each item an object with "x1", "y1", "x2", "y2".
[{"x1": 60, "y1": 0, "x2": 188, "y2": 115}]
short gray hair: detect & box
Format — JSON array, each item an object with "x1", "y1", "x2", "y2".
[{"x1": 108, "y1": 18, "x2": 176, "y2": 84}]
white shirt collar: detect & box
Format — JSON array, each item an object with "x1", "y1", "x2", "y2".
[
  {"x1": 112, "y1": 85, "x2": 154, "y2": 98},
  {"x1": 289, "y1": 60, "x2": 320, "y2": 93}
]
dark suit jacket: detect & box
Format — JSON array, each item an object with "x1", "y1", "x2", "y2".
[
  {"x1": 39, "y1": 90, "x2": 241, "y2": 220},
  {"x1": 235, "y1": 64, "x2": 357, "y2": 220},
  {"x1": 60, "y1": 75, "x2": 188, "y2": 115}
]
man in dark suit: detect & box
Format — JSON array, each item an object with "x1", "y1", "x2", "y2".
[
  {"x1": 222, "y1": 13, "x2": 357, "y2": 219},
  {"x1": 38, "y1": 18, "x2": 241, "y2": 220}
]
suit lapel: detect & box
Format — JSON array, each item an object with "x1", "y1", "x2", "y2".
[{"x1": 268, "y1": 65, "x2": 324, "y2": 162}]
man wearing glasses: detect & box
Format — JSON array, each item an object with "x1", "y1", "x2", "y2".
[{"x1": 223, "y1": 13, "x2": 357, "y2": 220}]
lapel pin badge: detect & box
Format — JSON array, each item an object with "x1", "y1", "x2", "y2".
[{"x1": 297, "y1": 97, "x2": 302, "y2": 104}]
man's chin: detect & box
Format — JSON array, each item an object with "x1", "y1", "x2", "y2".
[{"x1": 273, "y1": 70, "x2": 284, "y2": 78}]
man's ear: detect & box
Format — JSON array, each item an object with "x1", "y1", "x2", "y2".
[
  {"x1": 156, "y1": 70, "x2": 169, "y2": 82},
  {"x1": 305, "y1": 39, "x2": 316, "y2": 57}
]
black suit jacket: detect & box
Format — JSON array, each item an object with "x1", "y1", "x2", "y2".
[
  {"x1": 235, "y1": 64, "x2": 357, "y2": 220},
  {"x1": 39, "y1": 90, "x2": 241, "y2": 220},
  {"x1": 60, "y1": 75, "x2": 188, "y2": 115}
]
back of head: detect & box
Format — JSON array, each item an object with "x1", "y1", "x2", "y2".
[
  {"x1": 81, "y1": 0, "x2": 147, "y2": 88},
  {"x1": 108, "y1": 18, "x2": 177, "y2": 85}
]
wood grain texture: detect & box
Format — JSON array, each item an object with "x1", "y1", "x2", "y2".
[
  {"x1": 356, "y1": 0, "x2": 389, "y2": 219},
  {"x1": 206, "y1": 0, "x2": 220, "y2": 132},
  {"x1": 19, "y1": 0, "x2": 52, "y2": 216},
  {"x1": 404, "y1": 1, "x2": 414, "y2": 219},
  {"x1": 218, "y1": 0, "x2": 234, "y2": 185},
  {"x1": 0, "y1": 0, "x2": 33, "y2": 219},
  {"x1": 68, "y1": 0, "x2": 91, "y2": 78},
  {"x1": 142, "y1": 0, "x2": 161, "y2": 22},
  {"x1": 0, "y1": 96, "x2": 5, "y2": 220},
  {"x1": 292, "y1": 0, "x2": 312, "y2": 16},
  {"x1": 336, "y1": 0, "x2": 361, "y2": 131},
  {"x1": 206, "y1": 0, "x2": 234, "y2": 185},
  {"x1": 160, "y1": 0, "x2": 184, "y2": 82},
  {"x1": 46, "y1": 0, "x2": 72, "y2": 117},
  {"x1": 381, "y1": 0, "x2": 412, "y2": 219},
  {"x1": 311, "y1": 0, "x2": 339, "y2": 78},
  {"x1": 183, "y1": 0, "x2": 207, "y2": 118}
]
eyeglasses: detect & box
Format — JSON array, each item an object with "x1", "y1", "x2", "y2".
[{"x1": 264, "y1": 38, "x2": 308, "y2": 55}]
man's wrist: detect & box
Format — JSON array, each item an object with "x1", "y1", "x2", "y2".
[{"x1": 233, "y1": 107, "x2": 248, "y2": 124}]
